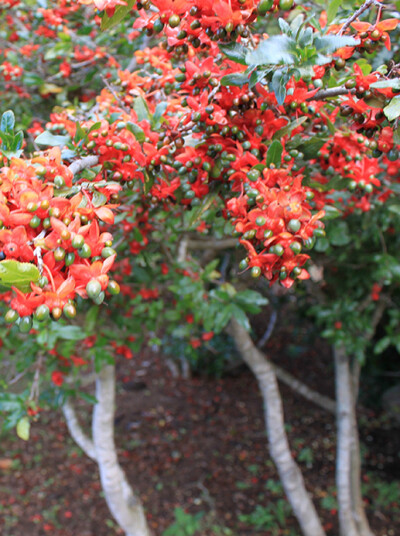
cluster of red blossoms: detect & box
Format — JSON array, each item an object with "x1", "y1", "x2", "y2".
[{"x1": 0, "y1": 148, "x2": 120, "y2": 330}]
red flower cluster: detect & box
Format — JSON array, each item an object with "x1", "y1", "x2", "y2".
[{"x1": 0, "y1": 148, "x2": 120, "y2": 327}]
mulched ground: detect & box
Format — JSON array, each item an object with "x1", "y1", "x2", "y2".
[{"x1": 0, "y1": 324, "x2": 399, "y2": 536}]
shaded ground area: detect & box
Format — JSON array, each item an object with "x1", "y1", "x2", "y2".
[{"x1": 0, "y1": 330, "x2": 399, "y2": 536}]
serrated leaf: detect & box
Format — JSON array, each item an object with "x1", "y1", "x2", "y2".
[
  {"x1": 16, "y1": 416, "x2": 30, "y2": 441},
  {"x1": 246, "y1": 35, "x2": 294, "y2": 66},
  {"x1": 101, "y1": 0, "x2": 135, "y2": 30},
  {"x1": 0, "y1": 260, "x2": 40, "y2": 292},
  {"x1": 383, "y1": 95, "x2": 400, "y2": 121},
  {"x1": 266, "y1": 140, "x2": 283, "y2": 167},
  {"x1": 327, "y1": 0, "x2": 342, "y2": 24},
  {"x1": 220, "y1": 73, "x2": 249, "y2": 87},
  {"x1": 1, "y1": 110, "x2": 15, "y2": 134},
  {"x1": 126, "y1": 121, "x2": 145, "y2": 142},
  {"x1": 219, "y1": 42, "x2": 248, "y2": 65}
]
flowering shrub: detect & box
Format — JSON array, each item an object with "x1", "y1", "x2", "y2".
[{"x1": 0, "y1": 0, "x2": 399, "y2": 535}]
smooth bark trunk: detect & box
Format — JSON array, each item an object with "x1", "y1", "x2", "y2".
[
  {"x1": 93, "y1": 365, "x2": 152, "y2": 536},
  {"x1": 229, "y1": 319, "x2": 326, "y2": 536},
  {"x1": 334, "y1": 346, "x2": 374, "y2": 536}
]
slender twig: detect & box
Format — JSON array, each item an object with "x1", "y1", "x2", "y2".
[
  {"x1": 101, "y1": 75, "x2": 131, "y2": 114},
  {"x1": 29, "y1": 354, "x2": 44, "y2": 402},
  {"x1": 308, "y1": 87, "x2": 356, "y2": 101},
  {"x1": 257, "y1": 310, "x2": 278, "y2": 349},
  {"x1": 338, "y1": 0, "x2": 383, "y2": 36}
]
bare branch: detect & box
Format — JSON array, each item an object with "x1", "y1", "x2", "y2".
[
  {"x1": 309, "y1": 87, "x2": 356, "y2": 101},
  {"x1": 69, "y1": 155, "x2": 99, "y2": 176},
  {"x1": 63, "y1": 399, "x2": 97, "y2": 461},
  {"x1": 338, "y1": 0, "x2": 383, "y2": 36},
  {"x1": 187, "y1": 237, "x2": 238, "y2": 250}
]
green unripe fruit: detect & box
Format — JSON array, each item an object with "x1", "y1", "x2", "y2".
[
  {"x1": 279, "y1": 0, "x2": 293, "y2": 9},
  {"x1": 54, "y1": 247, "x2": 66, "y2": 262},
  {"x1": 86, "y1": 279, "x2": 102, "y2": 299},
  {"x1": 54, "y1": 175, "x2": 65, "y2": 188},
  {"x1": 279, "y1": 269, "x2": 287, "y2": 280},
  {"x1": 264, "y1": 229, "x2": 273, "y2": 239},
  {"x1": 169, "y1": 14, "x2": 180, "y2": 27},
  {"x1": 43, "y1": 218, "x2": 51, "y2": 229},
  {"x1": 63, "y1": 303, "x2": 77, "y2": 319},
  {"x1": 38, "y1": 276, "x2": 49, "y2": 288},
  {"x1": 52, "y1": 307, "x2": 62, "y2": 320},
  {"x1": 101, "y1": 247, "x2": 116, "y2": 259},
  {"x1": 34, "y1": 304, "x2": 50, "y2": 322},
  {"x1": 153, "y1": 18, "x2": 164, "y2": 33},
  {"x1": 387, "y1": 149, "x2": 398, "y2": 162},
  {"x1": 313, "y1": 228, "x2": 326, "y2": 238},
  {"x1": 29, "y1": 215, "x2": 41, "y2": 228},
  {"x1": 19, "y1": 316, "x2": 32, "y2": 333},
  {"x1": 247, "y1": 169, "x2": 261, "y2": 182},
  {"x1": 304, "y1": 236, "x2": 316, "y2": 249},
  {"x1": 270, "y1": 244, "x2": 284, "y2": 256},
  {"x1": 290, "y1": 241, "x2": 302, "y2": 255},
  {"x1": 292, "y1": 266, "x2": 302, "y2": 277},
  {"x1": 107, "y1": 280, "x2": 120, "y2": 295},
  {"x1": 65, "y1": 252, "x2": 75, "y2": 266},
  {"x1": 71, "y1": 234, "x2": 85, "y2": 249},
  {"x1": 5, "y1": 309, "x2": 19, "y2": 323},
  {"x1": 78, "y1": 243, "x2": 92, "y2": 258},
  {"x1": 256, "y1": 216, "x2": 266, "y2": 226},
  {"x1": 251, "y1": 266, "x2": 261, "y2": 278},
  {"x1": 257, "y1": 0, "x2": 274, "y2": 15},
  {"x1": 288, "y1": 219, "x2": 301, "y2": 233},
  {"x1": 238, "y1": 259, "x2": 249, "y2": 271},
  {"x1": 93, "y1": 291, "x2": 105, "y2": 305}
]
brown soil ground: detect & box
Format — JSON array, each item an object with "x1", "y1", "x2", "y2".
[{"x1": 0, "y1": 326, "x2": 399, "y2": 536}]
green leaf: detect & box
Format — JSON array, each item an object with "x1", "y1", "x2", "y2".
[
  {"x1": 298, "y1": 137, "x2": 326, "y2": 159},
  {"x1": 213, "y1": 305, "x2": 234, "y2": 333},
  {"x1": 246, "y1": 35, "x2": 294, "y2": 66},
  {"x1": 219, "y1": 42, "x2": 248, "y2": 65},
  {"x1": 384, "y1": 95, "x2": 400, "y2": 122},
  {"x1": 314, "y1": 35, "x2": 359, "y2": 54},
  {"x1": 266, "y1": 140, "x2": 283, "y2": 167},
  {"x1": 327, "y1": 0, "x2": 342, "y2": 24},
  {"x1": 0, "y1": 260, "x2": 40, "y2": 292},
  {"x1": 388, "y1": 204, "x2": 400, "y2": 216},
  {"x1": 220, "y1": 73, "x2": 249, "y2": 87},
  {"x1": 374, "y1": 336, "x2": 391, "y2": 354},
  {"x1": 273, "y1": 117, "x2": 307, "y2": 140},
  {"x1": 370, "y1": 78, "x2": 400, "y2": 90},
  {"x1": 92, "y1": 191, "x2": 107, "y2": 207},
  {"x1": 49, "y1": 324, "x2": 87, "y2": 341},
  {"x1": 133, "y1": 96, "x2": 150, "y2": 122},
  {"x1": 143, "y1": 169, "x2": 155, "y2": 195},
  {"x1": 322, "y1": 206, "x2": 342, "y2": 220},
  {"x1": 1, "y1": 110, "x2": 15, "y2": 134},
  {"x1": 270, "y1": 69, "x2": 290, "y2": 105},
  {"x1": 152, "y1": 102, "x2": 168, "y2": 128},
  {"x1": 187, "y1": 192, "x2": 219, "y2": 227},
  {"x1": 126, "y1": 121, "x2": 145, "y2": 142},
  {"x1": 249, "y1": 68, "x2": 270, "y2": 88},
  {"x1": 328, "y1": 221, "x2": 351, "y2": 246},
  {"x1": 230, "y1": 305, "x2": 250, "y2": 331},
  {"x1": 35, "y1": 131, "x2": 70, "y2": 147},
  {"x1": 101, "y1": 0, "x2": 135, "y2": 30},
  {"x1": 13, "y1": 130, "x2": 24, "y2": 151},
  {"x1": 16, "y1": 416, "x2": 30, "y2": 441}
]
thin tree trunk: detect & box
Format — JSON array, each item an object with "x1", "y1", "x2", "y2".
[
  {"x1": 229, "y1": 319, "x2": 326, "y2": 536},
  {"x1": 93, "y1": 364, "x2": 152, "y2": 536},
  {"x1": 335, "y1": 345, "x2": 361, "y2": 536}
]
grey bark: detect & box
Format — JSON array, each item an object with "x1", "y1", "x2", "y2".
[
  {"x1": 62, "y1": 399, "x2": 97, "y2": 461},
  {"x1": 229, "y1": 319, "x2": 326, "y2": 536},
  {"x1": 93, "y1": 365, "x2": 152, "y2": 536}
]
